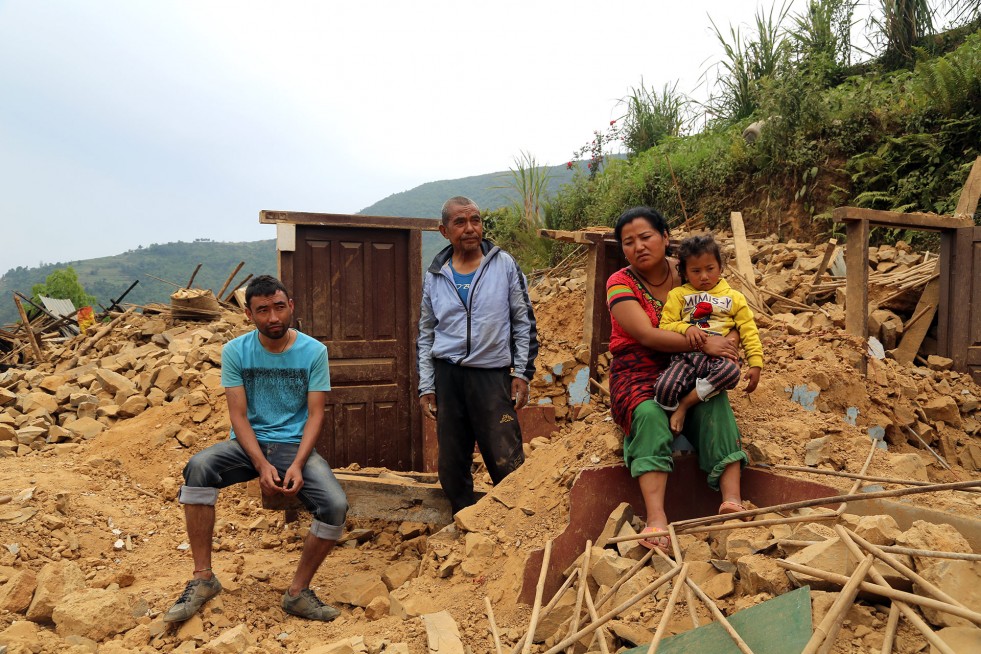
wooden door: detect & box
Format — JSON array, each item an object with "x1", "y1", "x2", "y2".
[{"x1": 292, "y1": 226, "x2": 418, "y2": 469}]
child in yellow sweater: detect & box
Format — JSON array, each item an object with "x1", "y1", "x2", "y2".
[{"x1": 655, "y1": 234, "x2": 763, "y2": 435}]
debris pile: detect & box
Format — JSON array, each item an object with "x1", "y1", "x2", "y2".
[{"x1": 0, "y1": 231, "x2": 979, "y2": 653}]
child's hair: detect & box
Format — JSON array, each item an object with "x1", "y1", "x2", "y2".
[{"x1": 676, "y1": 234, "x2": 724, "y2": 283}]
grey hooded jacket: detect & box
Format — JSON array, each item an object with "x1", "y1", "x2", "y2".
[{"x1": 417, "y1": 240, "x2": 538, "y2": 396}]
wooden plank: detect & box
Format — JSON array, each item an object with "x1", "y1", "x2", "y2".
[
  {"x1": 408, "y1": 228, "x2": 424, "y2": 471},
  {"x1": 729, "y1": 212, "x2": 767, "y2": 315},
  {"x1": 844, "y1": 219, "x2": 870, "y2": 340},
  {"x1": 261, "y1": 210, "x2": 442, "y2": 232},
  {"x1": 894, "y1": 275, "x2": 939, "y2": 365},
  {"x1": 942, "y1": 228, "x2": 975, "y2": 369},
  {"x1": 12, "y1": 295, "x2": 44, "y2": 363},
  {"x1": 810, "y1": 238, "x2": 839, "y2": 286},
  {"x1": 953, "y1": 156, "x2": 981, "y2": 221},
  {"x1": 584, "y1": 243, "x2": 601, "y2": 376},
  {"x1": 833, "y1": 206, "x2": 970, "y2": 231}
]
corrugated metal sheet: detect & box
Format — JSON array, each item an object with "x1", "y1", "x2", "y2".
[{"x1": 38, "y1": 296, "x2": 80, "y2": 336}]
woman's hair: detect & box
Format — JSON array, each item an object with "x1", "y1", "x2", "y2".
[
  {"x1": 614, "y1": 206, "x2": 670, "y2": 245},
  {"x1": 676, "y1": 234, "x2": 724, "y2": 283}
]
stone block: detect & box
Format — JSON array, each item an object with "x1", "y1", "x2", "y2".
[
  {"x1": 888, "y1": 453, "x2": 929, "y2": 482},
  {"x1": 0, "y1": 569, "x2": 37, "y2": 613},
  {"x1": 921, "y1": 396, "x2": 962, "y2": 428},
  {"x1": 27, "y1": 560, "x2": 86, "y2": 622},
  {"x1": 595, "y1": 502, "x2": 634, "y2": 548},
  {"x1": 736, "y1": 554, "x2": 791, "y2": 595},
  {"x1": 464, "y1": 533, "x2": 495, "y2": 558},
  {"x1": 365, "y1": 595, "x2": 390, "y2": 620},
  {"x1": 702, "y1": 572, "x2": 735, "y2": 599},
  {"x1": 63, "y1": 417, "x2": 105, "y2": 440},
  {"x1": 785, "y1": 537, "x2": 911, "y2": 591},
  {"x1": 381, "y1": 561, "x2": 419, "y2": 591},
  {"x1": 590, "y1": 550, "x2": 634, "y2": 588},
  {"x1": 853, "y1": 515, "x2": 901, "y2": 546},
  {"x1": 117, "y1": 395, "x2": 148, "y2": 418},
  {"x1": 896, "y1": 521, "x2": 973, "y2": 566},
  {"x1": 94, "y1": 369, "x2": 137, "y2": 397},
  {"x1": 804, "y1": 436, "x2": 833, "y2": 466},
  {"x1": 931, "y1": 627, "x2": 981, "y2": 654},
  {"x1": 336, "y1": 574, "x2": 388, "y2": 608},
  {"x1": 916, "y1": 560, "x2": 981, "y2": 629},
  {"x1": 52, "y1": 588, "x2": 137, "y2": 641},
  {"x1": 197, "y1": 624, "x2": 255, "y2": 654},
  {"x1": 531, "y1": 587, "x2": 576, "y2": 643}
]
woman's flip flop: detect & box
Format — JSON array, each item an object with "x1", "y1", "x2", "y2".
[
  {"x1": 718, "y1": 500, "x2": 752, "y2": 522},
  {"x1": 639, "y1": 526, "x2": 671, "y2": 552}
]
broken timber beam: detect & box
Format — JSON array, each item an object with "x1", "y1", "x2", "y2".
[
  {"x1": 729, "y1": 212, "x2": 767, "y2": 315},
  {"x1": 12, "y1": 295, "x2": 44, "y2": 363}
]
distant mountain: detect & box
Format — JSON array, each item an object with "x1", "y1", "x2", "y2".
[
  {"x1": 0, "y1": 162, "x2": 583, "y2": 325},
  {"x1": 358, "y1": 163, "x2": 578, "y2": 217}
]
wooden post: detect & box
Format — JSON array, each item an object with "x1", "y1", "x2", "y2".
[
  {"x1": 893, "y1": 275, "x2": 939, "y2": 364},
  {"x1": 185, "y1": 263, "x2": 202, "y2": 289},
  {"x1": 12, "y1": 295, "x2": 44, "y2": 363},
  {"x1": 809, "y1": 238, "x2": 839, "y2": 288},
  {"x1": 729, "y1": 212, "x2": 765, "y2": 313},
  {"x1": 844, "y1": 218, "x2": 870, "y2": 340},
  {"x1": 217, "y1": 261, "x2": 245, "y2": 299}
]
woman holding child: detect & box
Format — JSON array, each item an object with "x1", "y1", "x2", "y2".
[{"x1": 606, "y1": 206, "x2": 758, "y2": 551}]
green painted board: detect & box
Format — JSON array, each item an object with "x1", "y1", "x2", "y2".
[{"x1": 623, "y1": 586, "x2": 812, "y2": 654}]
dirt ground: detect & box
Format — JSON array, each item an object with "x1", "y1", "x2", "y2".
[{"x1": 1, "y1": 254, "x2": 979, "y2": 653}]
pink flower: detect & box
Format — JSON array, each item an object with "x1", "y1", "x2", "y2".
[{"x1": 610, "y1": 120, "x2": 616, "y2": 125}]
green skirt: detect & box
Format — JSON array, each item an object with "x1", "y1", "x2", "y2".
[{"x1": 623, "y1": 393, "x2": 747, "y2": 490}]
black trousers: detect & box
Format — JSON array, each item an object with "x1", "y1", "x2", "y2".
[{"x1": 434, "y1": 359, "x2": 525, "y2": 514}]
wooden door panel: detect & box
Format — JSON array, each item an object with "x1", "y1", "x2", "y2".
[{"x1": 294, "y1": 226, "x2": 415, "y2": 470}]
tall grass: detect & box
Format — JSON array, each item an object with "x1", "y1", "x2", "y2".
[{"x1": 618, "y1": 80, "x2": 690, "y2": 155}]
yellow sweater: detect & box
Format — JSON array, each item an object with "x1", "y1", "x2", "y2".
[{"x1": 660, "y1": 278, "x2": 764, "y2": 369}]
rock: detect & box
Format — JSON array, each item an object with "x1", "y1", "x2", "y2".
[
  {"x1": 52, "y1": 587, "x2": 137, "y2": 641},
  {"x1": 896, "y1": 521, "x2": 973, "y2": 565},
  {"x1": 303, "y1": 638, "x2": 365, "y2": 654},
  {"x1": 0, "y1": 620, "x2": 40, "y2": 650},
  {"x1": 336, "y1": 573, "x2": 388, "y2": 608},
  {"x1": 804, "y1": 436, "x2": 833, "y2": 466},
  {"x1": 27, "y1": 560, "x2": 86, "y2": 622},
  {"x1": 94, "y1": 369, "x2": 138, "y2": 397},
  {"x1": 590, "y1": 550, "x2": 634, "y2": 587},
  {"x1": 153, "y1": 365, "x2": 182, "y2": 395},
  {"x1": 715, "y1": 526, "x2": 770, "y2": 563},
  {"x1": 117, "y1": 395, "x2": 148, "y2": 418},
  {"x1": 926, "y1": 355, "x2": 954, "y2": 372},
  {"x1": 464, "y1": 533, "x2": 495, "y2": 558},
  {"x1": 21, "y1": 392, "x2": 59, "y2": 415},
  {"x1": 702, "y1": 572, "x2": 735, "y2": 599},
  {"x1": 853, "y1": 514, "x2": 901, "y2": 546},
  {"x1": 63, "y1": 417, "x2": 105, "y2": 440},
  {"x1": 530, "y1": 587, "x2": 576, "y2": 642},
  {"x1": 0, "y1": 387, "x2": 16, "y2": 407},
  {"x1": 888, "y1": 453, "x2": 929, "y2": 482},
  {"x1": 916, "y1": 561, "x2": 981, "y2": 628},
  {"x1": 595, "y1": 502, "x2": 634, "y2": 548},
  {"x1": 614, "y1": 522, "x2": 649, "y2": 561},
  {"x1": 421, "y1": 611, "x2": 465, "y2": 654},
  {"x1": 365, "y1": 595, "x2": 390, "y2": 620},
  {"x1": 398, "y1": 522, "x2": 427, "y2": 539},
  {"x1": 921, "y1": 396, "x2": 962, "y2": 428},
  {"x1": 785, "y1": 537, "x2": 910, "y2": 591},
  {"x1": 197, "y1": 624, "x2": 255, "y2": 654},
  {"x1": 452, "y1": 505, "x2": 480, "y2": 533},
  {"x1": 736, "y1": 555, "x2": 791, "y2": 595},
  {"x1": 388, "y1": 587, "x2": 439, "y2": 619},
  {"x1": 931, "y1": 626, "x2": 981, "y2": 653},
  {"x1": 608, "y1": 620, "x2": 654, "y2": 647},
  {"x1": 0, "y1": 569, "x2": 37, "y2": 613},
  {"x1": 381, "y1": 561, "x2": 419, "y2": 591}
]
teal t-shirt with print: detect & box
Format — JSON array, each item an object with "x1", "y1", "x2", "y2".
[{"x1": 221, "y1": 330, "x2": 330, "y2": 444}]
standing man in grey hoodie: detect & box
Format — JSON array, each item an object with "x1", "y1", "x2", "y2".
[{"x1": 417, "y1": 196, "x2": 539, "y2": 514}]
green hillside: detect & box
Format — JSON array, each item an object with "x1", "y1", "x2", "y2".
[
  {"x1": 0, "y1": 240, "x2": 277, "y2": 325},
  {"x1": 358, "y1": 163, "x2": 578, "y2": 218}
]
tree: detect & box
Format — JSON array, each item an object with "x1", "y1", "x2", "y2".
[{"x1": 31, "y1": 266, "x2": 97, "y2": 310}]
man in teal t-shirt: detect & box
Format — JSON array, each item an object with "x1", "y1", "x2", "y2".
[{"x1": 164, "y1": 276, "x2": 348, "y2": 624}]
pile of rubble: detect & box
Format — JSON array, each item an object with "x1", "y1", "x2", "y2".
[{"x1": 0, "y1": 229, "x2": 979, "y2": 653}]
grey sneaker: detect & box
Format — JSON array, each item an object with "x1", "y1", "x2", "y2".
[
  {"x1": 163, "y1": 576, "x2": 222, "y2": 623},
  {"x1": 282, "y1": 588, "x2": 340, "y2": 622}
]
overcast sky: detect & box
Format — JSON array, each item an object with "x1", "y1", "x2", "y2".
[{"x1": 2, "y1": 0, "x2": 857, "y2": 272}]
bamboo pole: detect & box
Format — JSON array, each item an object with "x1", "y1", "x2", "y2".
[
  {"x1": 582, "y1": 579, "x2": 611, "y2": 654},
  {"x1": 185, "y1": 263, "x2": 202, "y2": 288},
  {"x1": 541, "y1": 566, "x2": 681, "y2": 654},
  {"x1": 681, "y1": 512, "x2": 840, "y2": 536},
  {"x1": 758, "y1": 465, "x2": 981, "y2": 494},
  {"x1": 509, "y1": 569, "x2": 579, "y2": 654},
  {"x1": 565, "y1": 540, "x2": 592, "y2": 653},
  {"x1": 777, "y1": 561, "x2": 981, "y2": 626},
  {"x1": 216, "y1": 261, "x2": 245, "y2": 299},
  {"x1": 485, "y1": 597, "x2": 504, "y2": 654},
  {"x1": 646, "y1": 563, "x2": 689, "y2": 653},
  {"x1": 12, "y1": 295, "x2": 44, "y2": 363},
  {"x1": 673, "y1": 479, "x2": 981, "y2": 529},
  {"x1": 594, "y1": 547, "x2": 656, "y2": 609},
  {"x1": 802, "y1": 555, "x2": 875, "y2": 654},
  {"x1": 880, "y1": 603, "x2": 900, "y2": 654},
  {"x1": 223, "y1": 274, "x2": 252, "y2": 302},
  {"x1": 522, "y1": 539, "x2": 552, "y2": 654},
  {"x1": 670, "y1": 524, "x2": 700, "y2": 629},
  {"x1": 685, "y1": 576, "x2": 755, "y2": 654},
  {"x1": 842, "y1": 527, "x2": 970, "y2": 610},
  {"x1": 835, "y1": 526, "x2": 957, "y2": 654},
  {"x1": 835, "y1": 438, "x2": 878, "y2": 517}
]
